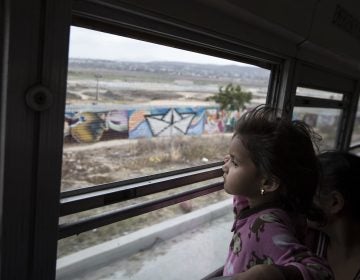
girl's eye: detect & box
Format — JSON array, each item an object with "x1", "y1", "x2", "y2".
[{"x1": 231, "y1": 159, "x2": 239, "y2": 167}]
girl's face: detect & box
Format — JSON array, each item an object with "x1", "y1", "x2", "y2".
[{"x1": 222, "y1": 136, "x2": 263, "y2": 197}]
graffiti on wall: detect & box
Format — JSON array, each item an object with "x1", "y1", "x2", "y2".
[
  {"x1": 65, "y1": 110, "x2": 128, "y2": 143},
  {"x1": 128, "y1": 107, "x2": 205, "y2": 139},
  {"x1": 64, "y1": 106, "x2": 343, "y2": 144},
  {"x1": 64, "y1": 106, "x2": 244, "y2": 143}
]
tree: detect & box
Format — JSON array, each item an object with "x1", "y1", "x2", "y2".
[{"x1": 207, "y1": 83, "x2": 252, "y2": 111}]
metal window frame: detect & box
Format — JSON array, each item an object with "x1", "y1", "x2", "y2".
[
  {"x1": 267, "y1": 58, "x2": 299, "y2": 119},
  {"x1": 61, "y1": 162, "x2": 222, "y2": 198},
  {"x1": 60, "y1": 163, "x2": 223, "y2": 216},
  {"x1": 0, "y1": 1, "x2": 72, "y2": 279},
  {"x1": 291, "y1": 61, "x2": 360, "y2": 151},
  {"x1": 337, "y1": 81, "x2": 360, "y2": 150},
  {"x1": 294, "y1": 96, "x2": 343, "y2": 109},
  {"x1": 59, "y1": 181, "x2": 224, "y2": 239},
  {"x1": 71, "y1": 0, "x2": 283, "y2": 69}
]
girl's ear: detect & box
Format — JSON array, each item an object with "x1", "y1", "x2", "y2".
[
  {"x1": 328, "y1": 190, "x2": 345, "y2": 215},
  {"x1": 261, "y1": 177, "x2": 280, "y2": 193}
]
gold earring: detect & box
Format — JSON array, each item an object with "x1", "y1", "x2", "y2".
[{"x1": 260, "y1": 188, "x2": 265, "y2": 196}]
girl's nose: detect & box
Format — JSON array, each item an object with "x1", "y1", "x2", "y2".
[{"x1": 222, "y1": 155, "x2": 230, "y2": 172}]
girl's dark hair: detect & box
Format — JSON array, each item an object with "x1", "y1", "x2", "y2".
[
  {"x1": 318, "y1": 151, "x2": 360, "y2": 221},
  {"x1": 234, "y1": 105, "x2": 322, "y2": 221}
]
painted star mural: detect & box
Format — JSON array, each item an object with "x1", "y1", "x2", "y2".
[{"x1": 144, "y1": 108, "x2": 196, "y2": 136}]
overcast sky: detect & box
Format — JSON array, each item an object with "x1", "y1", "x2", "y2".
[{"x1": 69, "y1": 26, "x2": 250, "y2": 66}]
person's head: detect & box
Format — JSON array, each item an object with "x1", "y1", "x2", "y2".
[
  {"x1": 222, "y1": 105, "x2": 321, "y2": 218},
  {"x1": 315, "y1": 151, "x2": 360, "y2": 226}
]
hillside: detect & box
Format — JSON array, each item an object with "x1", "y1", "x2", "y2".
[
  {"x1": 66, "y1": 58, "x2": 269, "y2": 105},
  {"x1": 68, "y1": 58, "x2": 270, "y2": 86}
]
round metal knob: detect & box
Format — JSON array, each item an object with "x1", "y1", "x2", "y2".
[{"x1": 25, "y1": 85, "x2": 53, "y2": 111}]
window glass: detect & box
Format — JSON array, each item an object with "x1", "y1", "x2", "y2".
[
  {"x1": 296, "y1": 87, "x2": 343, "y2": 100},
  {"x1": 350, "y1": 99, "x2": 360, "y2": 155},
  {"x1": 58, "y1": 26, "x2": 270, "y2": 278},
  {"x1": 294, "y1": 87, "x2": 343, "y2": 151},
  {"x1": 57, "y1": 178, "x2": 232, "y2": 279},
  {"x1": 62, "y1": 26, "x2": 271, "y2": 191},
  {"x1": 58, "y1": 178, "x2": 227, "y2": 257},
  {"x1": 293, "y1": 107, "x2": 341, "y2": 150},
  {"x1": 57, "y1": 188, "x2": 233, "y2": 280}
]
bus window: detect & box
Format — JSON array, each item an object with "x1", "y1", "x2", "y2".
[
  {"x1": 58, "y1": 25, "x2": 272, "y2": 279},
  {"x1": 62, "y1": 26, "x2": 271, "y2": 192},
  {"x1": 293, "y1": 87, "x2": 343, "y2": 151}
]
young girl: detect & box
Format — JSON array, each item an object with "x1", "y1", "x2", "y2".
[{"x1": 221, "y1": 106, "x2": 333, "y2": 280}]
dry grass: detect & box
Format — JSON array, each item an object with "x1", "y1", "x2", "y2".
[{"x1": 61, "y1": 134, "x2": 231, "y2": 190}]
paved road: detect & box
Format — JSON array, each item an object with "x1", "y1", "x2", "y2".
[{"x1": 65, "y1": 212, "x2": 233, "y2": 280}]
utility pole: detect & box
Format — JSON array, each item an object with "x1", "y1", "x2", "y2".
[{"x1": 94, "y1": 73, "x2": 102, "y2": 102}]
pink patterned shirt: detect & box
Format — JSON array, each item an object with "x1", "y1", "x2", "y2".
[{"x1": 223, "y1": 196, "x2": 333, "y2": 280}]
